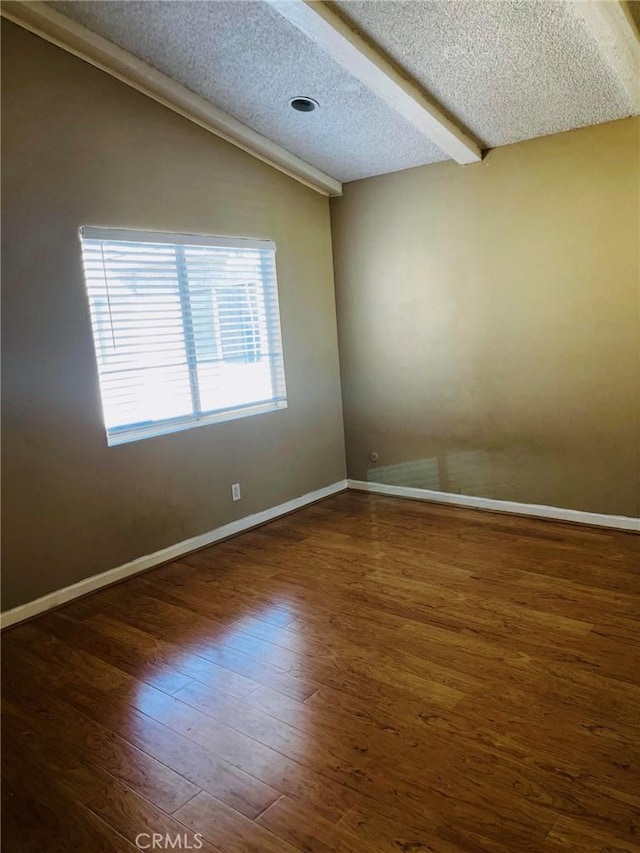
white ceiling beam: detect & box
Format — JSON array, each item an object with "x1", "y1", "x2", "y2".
[
  {"x1": 1, "y1": 0, "x2": 343, "y2": 197},
  {"x1": 265, "y1": 0, "x2": 482, "y2": 165},
  {"x1": 573, "y1": 0, "x2": 640, "y2": 112}
]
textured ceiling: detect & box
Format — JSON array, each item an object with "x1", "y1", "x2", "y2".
[
  {"x1": 336, "y1": 0, "x2": 635, "y2": 149},
  {"x1": 50, "y1": 0, "x2": 637, "y2": 183},
  {"x1": 51, "y1": 0, "x2": 447, "y2": 182}
]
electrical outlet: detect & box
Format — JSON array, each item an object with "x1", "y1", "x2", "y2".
[{"x1": 231, "y1": 483, "x2": 241, "y2": 502}]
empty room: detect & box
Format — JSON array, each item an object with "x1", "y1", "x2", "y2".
[{"x1": 1, "y1": 0, "x2": 639, "y2": 850}]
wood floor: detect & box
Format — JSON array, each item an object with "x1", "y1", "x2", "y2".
[{"x1": 2, "y1": 492, "x2": 640, "y2": 853}]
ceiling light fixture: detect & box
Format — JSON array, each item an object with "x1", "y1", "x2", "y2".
[{"x1": 289, "y1": 96, "x2": 319, "y2": 113}]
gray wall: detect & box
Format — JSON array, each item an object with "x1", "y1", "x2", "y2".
[
  {"x1": 331, "y1": 118, "x2": 640, "y2": 518},
  {"x1": 1, "y1": 23, "x2": 346, "y2": 611}
]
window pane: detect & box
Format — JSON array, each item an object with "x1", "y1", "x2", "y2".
[
  {"x1": 102, "y1": 365, "x2": 194, "y2": 430},
  {"x1": 197, "y1": 360, "x2": 275, "y2": 414},
  {"x1": 184, "y1": 246, "x2": 278, "y2": 413},
  {"x1": 80, "y1": 229, "x2": 287, "y2": 445},
  {"x1": 83, "y1": 240, "x2": 193, "y2": 431}
]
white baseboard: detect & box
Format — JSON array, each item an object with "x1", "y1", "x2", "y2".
[
  {"x1": 348, "y1": 479, "x2": 640, "y2": 532},
  {"x1": 0, "y1": 479, "x2": 348, "y2": 630},
  {"x1": 3, "y1": 476, "x2": 635, "y2": 630}
]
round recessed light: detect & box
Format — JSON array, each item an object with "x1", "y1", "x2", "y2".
[{"x1": 289, "y1": 96, "x2": 319, "y2": 113}]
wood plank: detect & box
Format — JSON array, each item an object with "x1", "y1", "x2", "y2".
[
  {"x1": 1, "y1": 669, "x2": 200, "y2": 815},
  {"x1": 255, "y1": 795, "x2": 381, "y2": 853},
  {"x1": 3, "y1": 492, "x2": 639, "y2": 852},
  {"x1": 544, "y1": 815, "x2": 640, "y2": 853},
  {"x1": 4, "y1": 638, "x2": 281, "y2": 820},
  {"x1": 2, "y1": 750, "x2": 138, "y2": 853},
  {"x1": 175, "y1": 791, "x2": 300, "y2": 853},
  {"x1": 2, "y1": 703, "x2": 221, "y2": 853},
  {"x1": 81, "y1": 589, "x2": 318, "y2": 701}
]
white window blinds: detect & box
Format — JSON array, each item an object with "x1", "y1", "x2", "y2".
[{"x1": 80, "y1": 227, "x2": 287, "y2": 446}]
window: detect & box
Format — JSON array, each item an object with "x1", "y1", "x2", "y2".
[{"x1": 80, "y1": 227, "x2": 287, "y2": 445}]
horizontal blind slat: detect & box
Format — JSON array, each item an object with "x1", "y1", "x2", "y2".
[{"x1": 81, "y1": 229, "x2": 287, "y2": 442}]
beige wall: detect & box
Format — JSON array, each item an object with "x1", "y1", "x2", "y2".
[
  {"x1": 3, "y1": 23, "x2": 638, "y2": 615},
  {"x1": 1, "y1": 23, "x2": 346, "y2": 611},
  {"x1": 331, "y1": 118, "x2": 640, "y2": 518}
]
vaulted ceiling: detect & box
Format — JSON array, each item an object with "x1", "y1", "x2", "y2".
[{"x1": 8, "y1": 1, "x2": 640, "y2": 191}]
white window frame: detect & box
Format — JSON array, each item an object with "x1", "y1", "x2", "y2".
[{"x1": 80, "y1": 227, "x2": 288, "y2": 446}]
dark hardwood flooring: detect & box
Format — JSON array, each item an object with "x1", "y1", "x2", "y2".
[{"x1": 2, "y1": 491, "x2": 640, "y2": 852}]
